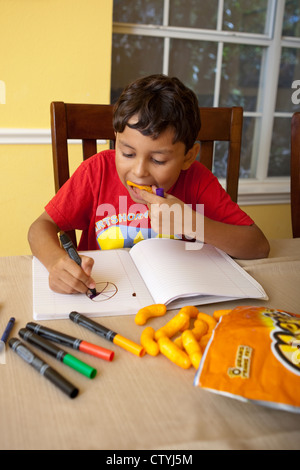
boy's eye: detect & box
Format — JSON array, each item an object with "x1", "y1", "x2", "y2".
[
  {"x1": 152, "y1": 158, "x2": 166, "y2": 165},
  {"x1": 122, "y1": 152, "x2": 134, "y2": 158}
]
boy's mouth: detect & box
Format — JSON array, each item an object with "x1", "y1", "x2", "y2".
[{"x1": 126, "y1": 180, "x2": 153, "y2": 194}]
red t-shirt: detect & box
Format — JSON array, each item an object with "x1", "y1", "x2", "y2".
[{"x1": 45, "y1": 150, "x2": 253, "y2": 250}]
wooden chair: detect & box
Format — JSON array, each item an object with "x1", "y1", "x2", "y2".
[
  {"x1": 291, "y1": 112, "x2": 300, "y2": 238},
  {"x1": 50, "y1": 102, "x2": 243, "y2": 246},
  {"x1": 197, "y1": 106, "x2": 243, "y2": 203},
  {"x1": 50, "y1": 102, "x2": 115, "y2": 245}
]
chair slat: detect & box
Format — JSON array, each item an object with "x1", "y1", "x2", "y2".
[{"x1": 291, "y1": 113, "x2": 300, "y2": 238}]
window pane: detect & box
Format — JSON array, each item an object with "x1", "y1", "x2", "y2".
[
  {"x1": 268, "y1": 117, "x2": 291, "y2": 177},
  {"x1": 275, "y1": 47, "x2": 300, "y2": 113},
  {"x1": 282, "y1": 0, "x2": 300, "y2": 37},
  {"x1": 113, "y1": 0, "x2": 163, "y2": 24},
  {"x1": 223, "y1": 0, "x2": 269, "y2": 34},
  {"x1": 213, "y1": 117, "x2": 257, "y2": 179},
  {"x1": 110, "y1": 34, "x2": 164, "y2": 103},
  {"x1": 169, "y1": 0, "x2": 218, "y2": 29},
  {"x1": 169, "y1": 39, "x2": 217, "y2": 106},
  {"x1": 219, "y1": 43, "x2": 263, "y2": 111}
]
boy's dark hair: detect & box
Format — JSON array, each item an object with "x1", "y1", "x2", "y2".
[{"x1": 113, "y1": 74, "x2": 201, "y2": 153}]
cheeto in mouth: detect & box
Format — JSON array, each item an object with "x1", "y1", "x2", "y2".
[{"x1": 127, "y1": 180, "x2": 153, "y2": 193}]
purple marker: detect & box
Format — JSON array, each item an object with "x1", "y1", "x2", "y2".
[{"x1": 156, "y1": 188, "x2": 164, "y2": 197}]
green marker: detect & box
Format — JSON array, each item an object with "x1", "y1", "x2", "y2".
[{"x1": 18, "y1": 329, "x2": 97, "y2": 379}]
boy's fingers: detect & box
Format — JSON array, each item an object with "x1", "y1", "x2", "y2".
[
  {"x1": 140, "y1": 188, "x2": 172, "y2": 205},
  {"x1": 81, "y1": 256, "x2": 96, "y2": 289},
  {"x1": 139, "y1": 189, "x2": 161, "y2": 204},
  {"x1": 56, "y1": 257, "x2": 95, "y2": 293},
  {"x1": 81, "y1": 255, "x2": 95, "y2": 276}
]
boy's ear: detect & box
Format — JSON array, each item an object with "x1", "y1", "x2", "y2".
[{"x1": 182, "y1": 142, "x2": 200, "y2": 170}]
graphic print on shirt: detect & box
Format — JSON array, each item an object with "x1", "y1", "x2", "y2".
[{"x1": 95, "y1": 196, "x2": 158, "y2": 250}]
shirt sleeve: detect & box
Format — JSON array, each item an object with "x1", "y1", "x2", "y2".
[
  {"x1": 45, "y1": 158, "x2": 96, "y2": 231},
  {"x1": 173, "y1": 162, "x2": 254, "y2": 226},
  {"x1": 201, "y1": 173, "x2": 254, "y2": 225}
]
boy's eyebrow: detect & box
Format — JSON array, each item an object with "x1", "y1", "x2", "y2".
[
  {"x1": 119, "y1": 139, "x2": 135, "y2": 150},
  {"x1": 118, "y1": 139, "x2": 174, "y2": 155}
]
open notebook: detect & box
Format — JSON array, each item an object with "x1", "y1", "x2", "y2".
[{"x1": 32, "y1": 238, "x2": 268, "y2": 320}]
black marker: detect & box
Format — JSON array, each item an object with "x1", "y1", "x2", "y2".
[
  {"x1": 69, "y1": 311, "x2": 145, "y2": 357},
  {"x1": 59, "y1": 232, "x2": 97, "y2": 296},
  {"x1": 19, "y1": 329, "x2": 97, "y2": 379},
  {"x1": 9, "y1": 338, "x2": 79, "y2": 399},
  {"x1": 26, "y1": 322, "x2": 114, "y2": 361}
]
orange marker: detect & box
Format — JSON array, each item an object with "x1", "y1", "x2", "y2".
[{"x1": 69, "y1": 312, "x2": 145, "y2": 357}]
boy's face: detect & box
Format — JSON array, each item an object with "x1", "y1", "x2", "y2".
[{"x1": 115, "y1": 119, "x2": 197, "y2": 203}]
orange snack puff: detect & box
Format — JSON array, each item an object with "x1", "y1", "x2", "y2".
[
  {"x1": 199, "y1": 333, "x2": 213, "y2": 351},
  {"x1": 140, "y1": 327, "x2": 160, "y2": 356},
  {"x1": 135, "y1": 304, "x2": 167, "y2": 326},
  {"x1": 194, "y1": 306, "x2": 300, "y2": 412},
  {"x1": 158, "y1": 337, "x2": 191, "y2": 369},
  {"x1": 174, "y1": 319, "x2": 208, "y2": 348},
  {"x1": 173, "y1": 336, "x2": 183, "y2": 349},
  {"x1": 182, "y1": 330, "x2": 203, "y2": 369},
  {"x1": 127, "y1": 180, "x2": 152, "y2": 193},
  {"x1": 197, "y1": 312, "x2": 217, "y2": 334},
  {"x1": 213, "y1": 309, "x2": 232, "y2": 321},
  {"x1": 155, "y1": 311, "x2": 190, "y2": 341},
  {"x1": 179, "y1": 306, "x2": 199, "y2": 318},
  {"x1": 192, "y1": 319, "x2": 209, "y2": 340}
]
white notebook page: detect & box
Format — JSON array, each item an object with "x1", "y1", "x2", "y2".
[
  {"x1": 32, "y1": 250, "x2": 153, "y2": 320},
  {"x1": 130, "y1": 239, "x2": 267, "y2": 305}
]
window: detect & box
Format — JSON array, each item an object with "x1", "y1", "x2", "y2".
[{"x1": 111, "y1": 0, "x2": 300, "y2": 203}]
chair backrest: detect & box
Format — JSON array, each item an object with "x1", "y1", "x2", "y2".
[
  {"x1": 50, "y1": 102, "x2": 243, "y2": 245},
  {"x1": 197, "y1": 106, "x2": 243, "y2": 203},
  {"x1": 291, "y1": 112, "x2": 300, "y2": 238}
]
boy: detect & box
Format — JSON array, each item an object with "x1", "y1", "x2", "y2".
[{"x1": 28, "y1": 74, "x2": 270, "y2": 294}]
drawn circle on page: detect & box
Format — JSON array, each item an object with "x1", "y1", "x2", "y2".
[{"x1": 86, "y1": 282, "x2": 118, "y2": 302}]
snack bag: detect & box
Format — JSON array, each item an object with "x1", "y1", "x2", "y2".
[{"x1": 194, "y1": 306, "x2": 300, "y2": 413}]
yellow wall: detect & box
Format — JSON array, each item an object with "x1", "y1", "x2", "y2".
[
  {"x1": 240, "y1": 204, "x2": 293, "y2": 240},
  {"x1": 0, "y1": 0, "x2": 113, "y2": 255}
]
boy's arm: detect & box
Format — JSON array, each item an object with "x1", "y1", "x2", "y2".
[
  {"x1": 139, "y1": 190, "x2": 270, "y2": 260},
  {"x1": 28, "y1": 211, "x2": 96, "y2": 294},
  {"x1": 198, "y1": 217, "x2": 270, "y2": 259}
]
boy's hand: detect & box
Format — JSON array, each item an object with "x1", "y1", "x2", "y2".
[
  {"x1": 48, "y1": 252, "x2": 96, "y2": 294},
  {"x1": 139, "y1": 187, "x2": 202, "y2": 240}
]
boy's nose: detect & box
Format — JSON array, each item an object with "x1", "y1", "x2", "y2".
[{"x1": 132, "y1": 157, "x2": 149, "y2": 178}]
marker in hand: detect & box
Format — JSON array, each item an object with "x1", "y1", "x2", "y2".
[
  {"x1": 155, "y1": 188, "x2": 164, "y2": 197},
  {"x1": 59, "y1": 232, "x2": 97, "y2": 296}
]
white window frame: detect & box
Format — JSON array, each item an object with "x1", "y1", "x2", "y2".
[{"x1": 112, "y1": 0, "x2": 299, "y2": 205}]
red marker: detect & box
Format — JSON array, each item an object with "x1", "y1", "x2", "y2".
[{"x1": 25, "y1": 322, "x2": 114, "y2": 361}]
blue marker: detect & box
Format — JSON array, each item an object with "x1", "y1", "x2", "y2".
[{"x1": 0, "y1": 317, "x2": 15, "y2": 353}]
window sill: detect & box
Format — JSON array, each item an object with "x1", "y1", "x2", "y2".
[{"x1": 223, "y1": 178, "x2": 290, "y2": 205}]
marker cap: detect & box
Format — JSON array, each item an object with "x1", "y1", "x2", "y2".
[
  {"x1": 156, "y1": 188, "x2": 164, "y2": 197},
  {"x1": 63, "y1": 354, "x2": 97, "y2": 379},
  {"x1": 113, "y1": 334, "x2": 145, "y2": 357},
  {"x1": 79, "y1": 341, "x2": 114, "y2": 362}
]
